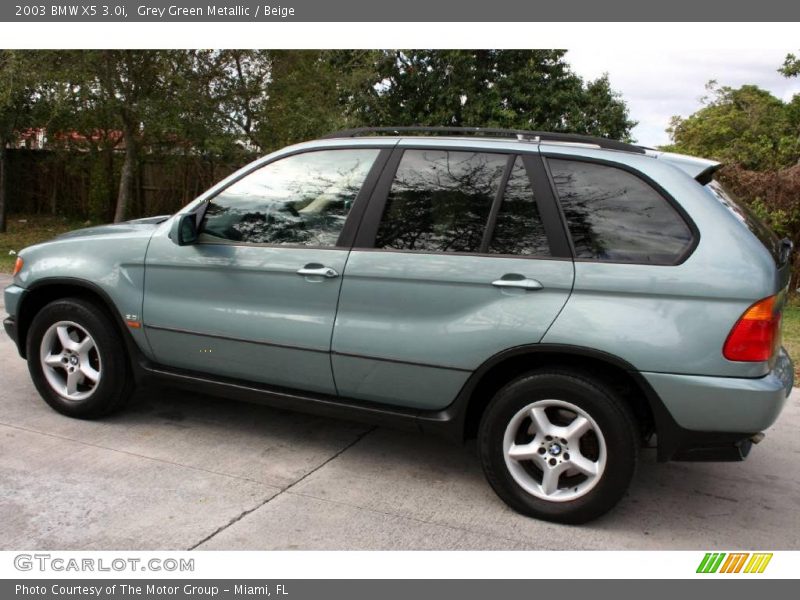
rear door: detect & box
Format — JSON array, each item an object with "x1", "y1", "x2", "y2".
[{"x1": 331, "y1": 143, "x2": 575, "y2": 410}]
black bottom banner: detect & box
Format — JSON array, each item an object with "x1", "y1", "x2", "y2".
[{"x1": 2, "y1": 580, "x2": 792, "y2": 600}]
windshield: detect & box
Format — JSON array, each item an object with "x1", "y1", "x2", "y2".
[{"x1": 705, "y1": 179, "x2": 784, "y2": 265}]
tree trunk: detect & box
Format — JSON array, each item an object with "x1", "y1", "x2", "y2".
[
  {"x1": 0, "y1": 145, "x2": 7, "y2": 233},
  {"x1": 113, "y1": 132, "x2": 136, "y2": 223}
]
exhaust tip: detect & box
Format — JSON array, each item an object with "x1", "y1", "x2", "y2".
[{"x1": 751, "y1": 432, "x2": 766, "y2": 445}]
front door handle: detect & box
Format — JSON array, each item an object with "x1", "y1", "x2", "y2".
[
  {"x1": 297, "y1": 264, "x2": 339, "y2": 278},
  {"x1": 491, "y1": 276, "x2": 543, "y2": 291}
]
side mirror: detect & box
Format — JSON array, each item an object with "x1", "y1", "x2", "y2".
[{"x1": 171, "y1": 213, "x2": 198, "y2": 246}]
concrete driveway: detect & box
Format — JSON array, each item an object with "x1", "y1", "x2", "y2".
[{"x1": 1, "y1": 274, "x2": 799, "y2": 550}]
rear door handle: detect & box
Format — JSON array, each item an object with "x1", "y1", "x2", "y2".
[
  {"x1": 297, "y1": 264, "x2": 339, "y2": 278},
  {"x1": 491, "y1": 276, "x2": 543, "y2": 291}
]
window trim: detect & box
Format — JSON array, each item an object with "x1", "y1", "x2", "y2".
[
  {"x1": 353, "y1": 146, "x2": 572, "y2": 261},
  {"x1": 522, "y1": 154, "x2": 573, "y2": 258},
  {"x1": 479, "y1": 154, "x2": 516, "y2": 253},
  {"x1": 194, "y1": 145, "x2": 394, "y2": 250},
  {"x1": 542, "y1": 154, "x2": 700, "y2": 267}
]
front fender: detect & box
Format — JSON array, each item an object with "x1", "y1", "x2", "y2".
[{"x1": 12, "y1": 231, "x2": 156, "y2": 362}]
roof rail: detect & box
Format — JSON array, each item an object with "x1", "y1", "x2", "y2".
[{"x1": 320, "y1": 126, "x2": 645, "y2": 154}]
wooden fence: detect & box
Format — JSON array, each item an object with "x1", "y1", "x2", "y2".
[{"x1": 5, "y1": 149, "x2": 249, "y2": 221}]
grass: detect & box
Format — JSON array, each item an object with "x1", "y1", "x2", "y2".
[
  {"x1": 2, "y1": 214, "x2": 800, "y2": 377},
  {"x1": 0, "y1": 214, "x2": 92, "y2": 273},
  {"x1": 782, "y1": 298, "x2": 800, "y2": 378}
]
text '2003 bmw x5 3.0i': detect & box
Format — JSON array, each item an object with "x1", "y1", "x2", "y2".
[{"x1": 3, "y1": 127, "x2": 794, "y2": 523}]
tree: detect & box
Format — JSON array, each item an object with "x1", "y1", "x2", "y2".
[
  {"x1": 779, "y1": 52, "x2": 800, "y2": 78},
  {"x1": 779, "y1": 51, "x2": 800, "y2": 164},
  {"x1": 342, "y1": 50, "x2": 635, "y2": 139},
  {"x1": 666, "y1": 82, "x2": 800, "y2": 170},
  {"x1": 257, "y1": 50, "x2": 379, "y2": 150},
  {"x1": 180, "y1": 50, "x2": 272, "y2": 154},
  {"x1": 38, "y1": 51, "x2": 123, "y2": 221},
  {"x1": 2, "y1": 50, "x2": 637, "y2": 227},
  {"x1": 183, "y1": 50, "x2": 379, "y2": 153},
  {"x1": 55, "y1": 51, "x2": 189, "y2": 222},
  {"x1": 123, "y1": 50, "x2": 636, "y2": 158},
  {"x1": 0, "y1": 51, "x2": 38, "y2": 232}
]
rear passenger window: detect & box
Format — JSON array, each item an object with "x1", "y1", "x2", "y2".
[
  {"x1": 548, "y1": 159, "x2": 693, "y2": 264},
  {"x1": 375, "y1": 150, "x2": 507, "y2": 253},
  {"x1": 489, "y1": 157, "x2": 551, "y2": 256}
]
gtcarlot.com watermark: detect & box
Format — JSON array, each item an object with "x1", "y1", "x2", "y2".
[{"x1": 14, "y1": 553, "x2": 195, "y2": 573}]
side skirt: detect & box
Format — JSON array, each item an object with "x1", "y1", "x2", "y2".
[{"x1": 139, "y1": 361, "x2": 461, "y2": 439}]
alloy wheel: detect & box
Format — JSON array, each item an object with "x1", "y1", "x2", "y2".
[
  {"x1": 502, "y1": 399, "x2": 607, "y2": 502},
  {"x1": 39, "y1": 320, "x2": 102, "y2": 402}
]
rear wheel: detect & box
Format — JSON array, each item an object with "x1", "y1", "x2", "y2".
[
  {"x1": 478, "y1": 370, "x2": 638, "y2": 524},
  {"x1": 27, "y1": 298, "x2": 135, "y2": 418}
]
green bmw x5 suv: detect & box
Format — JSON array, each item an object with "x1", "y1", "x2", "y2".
[{"x1": 3, "y1": 127, "x2": 794, "y2": 523}]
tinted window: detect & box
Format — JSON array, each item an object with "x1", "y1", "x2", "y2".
[
  {"x1": 549, "y1": 159, "x2": 693, "y2": 264},
  {"x1": 375, "y1": 150, "x2": 507, "y2": 252},
  {"x1": 200, "y1": 148, "x2": 379, "y2": 246},
  {"x1": 706, "y1": 179, "x2": 782, "y2": 265},
  {"x1": 489, "y1": 157, "x2": 551, "y2": 256}
]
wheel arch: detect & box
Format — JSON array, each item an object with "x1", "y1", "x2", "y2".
[
  {"x1": 447, "y1": 344, "x2": 680, "y2": 458},
  {"x1": 15, "y1": 278, "x2": 144, "y2": 376}
]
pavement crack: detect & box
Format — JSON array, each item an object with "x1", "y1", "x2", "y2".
[{"x1": 187, "y1": 425, "x2": 377, "y2": 550}]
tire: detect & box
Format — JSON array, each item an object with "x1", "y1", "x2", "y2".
[
  {"x1": 478, "y1": 369, "x2": 638, "y2": 524},
  {"x1": 26, "y1": 297, "x2": 135, "y2": 419}
]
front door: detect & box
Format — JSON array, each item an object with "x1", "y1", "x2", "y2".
[{"x1": 143, "y1": 147, "x2": 384, "y2": 395}]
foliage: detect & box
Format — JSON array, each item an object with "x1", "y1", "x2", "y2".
[
  {"x1": 666, "y1": 82, "x2": 800, "y2": 171},
  {"x1": 257, "y1": 50, "x2": 379, "y2": 151},
  {"x1": 665, "y1": 54, "x2": 800, "y2": 294},
  {"x1": 50, "y1": 51, "x2": 197, "y2": 221},
  {"x1": 178, "y1": 50, "x2": 271, "y2": 156},
  {"x1": 779, "y1": 52, "x2": 800, "y2": 78},
  {"x1": 0, "y1": 51, "x2": 44, "y2": 232},
  {"x1": 0, "y1": 52, "x2": 34, "y2": 141},
  {"x1": 1, "y1": 49, "x2": 636, "y2": 225},
  {"x1": 344, "y1": 50, "x2": 635, "y2": 139},
  {"x1": 716, "y1": 164, "x2": 800, "y2": 292}
]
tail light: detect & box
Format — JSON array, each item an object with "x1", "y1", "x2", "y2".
[{"x1": 723, "y1": 295, "x2": 782, "y2": 362}]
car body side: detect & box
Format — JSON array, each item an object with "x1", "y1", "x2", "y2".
[{"x1": 3, "y1": 136, "x2": 793, "y2": 463}]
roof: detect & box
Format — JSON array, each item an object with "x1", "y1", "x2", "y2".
[
  {"x1": 321, "y1": 127, "x2": 646, "y2": 154},
  {"x1": 319, "y1": 127, "x2": 722, "y2": 182}
]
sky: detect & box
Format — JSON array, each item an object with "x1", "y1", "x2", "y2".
[{"x1": 567, "y1": 48, "x2": 800, "y2": 148}]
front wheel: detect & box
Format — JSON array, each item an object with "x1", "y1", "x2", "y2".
[
  {"x1": 478, "y1": 370, "x2": 638, "y2": 524},
  {"x1": 26, "y1": 297, "x2": 135, "y2": 418}
]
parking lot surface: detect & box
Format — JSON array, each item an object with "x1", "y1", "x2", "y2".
[{"x1": 1, "y1": 274, "x2": 798, "y2": 550}]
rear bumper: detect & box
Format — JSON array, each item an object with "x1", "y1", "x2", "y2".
[
  {"x1": 643, "y1": 348, "x2": 793, "y2": 461},
  {"x1": 665, "y1": 430, "x2": 758, "y2": 462}
]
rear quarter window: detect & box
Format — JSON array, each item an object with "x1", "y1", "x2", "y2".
[
  {"x1": 548, "y1": 158, "x2": 694, "y2": 265},
  {"x1": 705, "y1": 179, "x2": 783, "y2": 265}
]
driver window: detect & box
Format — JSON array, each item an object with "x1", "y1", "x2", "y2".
[{"x1": 199, "y1": 148, "x2": 380, "y2": 246}]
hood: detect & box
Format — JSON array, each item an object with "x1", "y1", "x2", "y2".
[{"x1": 55, "y1": 215, "x2": 170, "y2": 240}]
